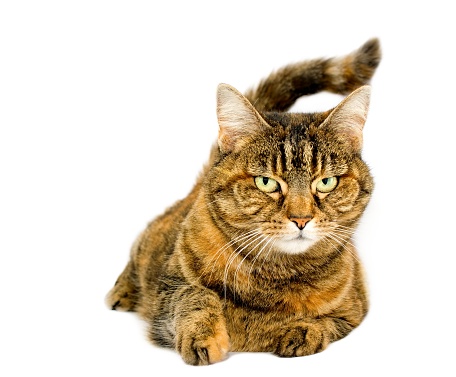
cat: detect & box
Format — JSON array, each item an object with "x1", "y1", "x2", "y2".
[{"x1": 106, "y1": 38, "x2": 381, "y2": 365}]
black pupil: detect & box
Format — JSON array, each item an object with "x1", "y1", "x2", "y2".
[
  {"x1": 322, "y1": 178, "x2": 328, "y2": 185},
  {"x1": 262, "y1": 177, "x2": 269, "y2": 185}
]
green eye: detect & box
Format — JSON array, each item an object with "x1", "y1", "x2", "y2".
[
  {"x1": 316, "y1": 177, "x2": 338, "y2": 193},
  {"x1": 255, "y1": 176, "x2": 280, "y2": 193}
]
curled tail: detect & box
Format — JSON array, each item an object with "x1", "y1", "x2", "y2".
[{"x1": 245, "y1": 38, "x2": 381, "y2": 112}]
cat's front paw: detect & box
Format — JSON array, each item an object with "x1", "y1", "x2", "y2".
[
  {"x1": 176, "y1": 323, "x2": 230, "y2": 365},
  {"x1": 275, "y1": 323, "x2": 329, "y2": 357}
]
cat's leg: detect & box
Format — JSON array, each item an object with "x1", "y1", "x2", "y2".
[
  {"x1": 274, "y1": 320, "x2": 329, "y2": 357},
  {"x1": 274, "y1": 277, "x2": 367, "y2": 357},
  {"x1": 105, "y1": 259, "x2": 139, "y2": 311},
  {"x1": 245, "y1": 38, "x2": 381, "y2": 112},
  {"x1": 272, "y1": 295, "x2": 367, "y2": 359},
  {"x1": 277, "y1": 261, "x2": 369, "y2": 357},
  {"x1": 106, "y1": 230, "x2": 145, "y2": 311},
  {"x1": 148, "y1": 283, "x2": 230, "y2": 365},
  {"x1": 274, "y1": 316, "x2": 357, "y2": 357}
]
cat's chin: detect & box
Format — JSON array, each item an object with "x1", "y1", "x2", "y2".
[{"x1": 273, "y1": 236, "x2": 317, "y2": 255}]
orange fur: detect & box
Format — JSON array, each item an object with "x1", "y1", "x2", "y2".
[{"x1": 106, "y1": 39, "x2": 381, "y2": 365}]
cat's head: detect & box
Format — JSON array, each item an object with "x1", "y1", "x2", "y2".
[{"x1": 206, "y1": 84, "x2": 373, "y2": 255}]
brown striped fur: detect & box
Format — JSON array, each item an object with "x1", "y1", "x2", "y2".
[{"x1": 106, "y1": 39, "x2": 381, "y2": 365}]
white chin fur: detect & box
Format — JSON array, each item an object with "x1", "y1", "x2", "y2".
[
  {"x1": 274, "y1": 237, "x2": 317, "y2": 254},
  {"x1": 272, "y1": 221, "x2": 319, "y2": 254}
]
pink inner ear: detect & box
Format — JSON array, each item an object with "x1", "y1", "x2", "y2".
[
  {"x1": 218, "y1": 128, "x2": 237, "y2": 152},
  {"x1": 216, "y1": 83, "x2": 268, "y2": 153},
  {"x1": 320, "y1": 86, "x2": 370, "y2": 153},
  {"x1": 342, "y1": 125, "x2": 364, "y2": 152}
]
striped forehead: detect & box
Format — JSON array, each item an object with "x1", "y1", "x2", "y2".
[
  {"x1": 247, "y1": 126, "x2": 317, "y2": 181},
  {"x1": 276, "y1": 130, "x2": 316, "y2": 179},
  {"x1": 285, "y1": 124, "x2": 314, "y2": 169},
  {"x1": 248, "y1": 112, "x2": 338, "y2": 180}
]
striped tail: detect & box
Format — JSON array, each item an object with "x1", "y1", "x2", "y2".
[{"x1": 244, "y1": 38, "x2": 381, "y2": 112}]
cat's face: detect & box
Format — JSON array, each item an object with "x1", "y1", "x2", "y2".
[{"x1": 206, "y1": 84, "x2": 373, "y2": 256}]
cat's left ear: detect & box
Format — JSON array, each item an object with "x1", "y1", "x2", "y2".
[
  {"x1": 320, "y1": 85, "x2": 371, "y2": 153},
  {"x1": 216, "y1": 83, "x2": 269, "y2": 154}
]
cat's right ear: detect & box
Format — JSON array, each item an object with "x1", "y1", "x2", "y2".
[
  {"x1": 216, "y1": 83, "x2": 269, "y2": 154},
  {"x1": 319, "y1": 85, "x2": 371, "y2": 153}
]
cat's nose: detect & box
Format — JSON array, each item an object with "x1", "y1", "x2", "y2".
[{"x1": 290, "y1": 217, "x2": 312, "y2": 230}]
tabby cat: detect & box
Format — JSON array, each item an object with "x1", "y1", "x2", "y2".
[{"x1": 106, "y1": 38, "x2": 381, "y2": 365}]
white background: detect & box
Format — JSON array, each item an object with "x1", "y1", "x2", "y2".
[{"x1": 1, "y1": 1, "x2": 455, "y2": 376}]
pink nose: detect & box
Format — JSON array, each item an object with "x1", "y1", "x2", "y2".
[{"x1": 290, "y1": 217, "x2": 312, "y2": 230}]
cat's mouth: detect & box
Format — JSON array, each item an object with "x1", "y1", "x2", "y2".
[
  {"x1": 274, "y1": 232, "x2": 318, "y2": 254},
  {"x1": 290, "y1": 228, "x2": 315, "y2": 241}
]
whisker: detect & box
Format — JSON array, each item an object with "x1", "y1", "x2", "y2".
[
  {"x1": 206, "y1": 231, "x2": 259, "y2": 284},
  {"x1": 201, "y1": 229, "x2": 258, "y2": 280},
  {"x1": 331, "y1": 228, "x2": 356, "y2": 238},
  {"x1": 224, "y1": 232, "x2": 264, "y2": 299},
  {"x1": 222, "y1": 231, "x2": 263, "y2": 301},
  {"x1": 247, "y1": 235, "x2": 276, "y2": 288},
  {"x1": 330, "y1": 230, "x2": 357, "y2": 249},
  {"x1": 333, "y1": 223, "x2": 356, "y2": 230},
  {"x1": 321, "y1": 235, "x2": 340, "y2": 254},
  {"x1": 233, "y1": 234, "x2": 268, "y2": 298},
  {"x1": 324, "y1": 232, "x2": 361, "y2": 263},
  {"x1": 258, "y1": 237, "x2": 277, "y2": 272}
]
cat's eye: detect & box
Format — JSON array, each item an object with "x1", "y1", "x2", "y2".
[
  {"x1": 316, "y1": 177, "x2": 338, "y2": 193},
  {"x1": 255, "y1": 176, "x2": 280, "y2": 193}
]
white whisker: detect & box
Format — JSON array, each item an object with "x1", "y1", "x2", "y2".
[
  {"x1": 222, "y1": 230, "x2": 263, "y2": 300},
  {"x1": 201, "y1": 229, "x2": 258, "y2": 281},
  {"x1": 247, "y1": 235, "x2": 276, "y2": 288},
  {"x1": 258, "y1": 237, "x2": 277, "y2": 272},
  {"x1": 324, "y1": 231, "x2": 360, "y2": 263},
  {"x1": 233, "y1": 234, "x2": 269, "y2": 299}
]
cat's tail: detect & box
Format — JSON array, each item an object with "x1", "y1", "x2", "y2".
[{"x1": 244, "y1": 38, "x2": 381, "y2": 112}]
